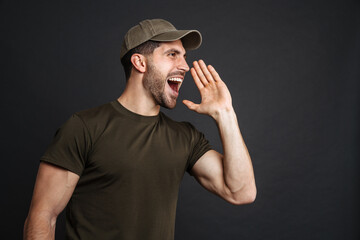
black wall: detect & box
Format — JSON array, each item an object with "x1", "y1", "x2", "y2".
[{"x1": 1, "y1": 0, "x2": 359, "y2": 239}]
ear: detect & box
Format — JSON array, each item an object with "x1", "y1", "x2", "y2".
[{"x1": 131, "y1": 53, "x2": 146, "y2": 73}]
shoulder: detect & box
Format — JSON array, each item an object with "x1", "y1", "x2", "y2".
[
  {"x1": 75, "y1": 101, "x2": 116, "y2": 123},
  {"x1": 68, "y1": 101, "x2": 118, "y2": 140}
]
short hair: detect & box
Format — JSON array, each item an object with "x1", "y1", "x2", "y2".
[{"x1": 121, "y1": 40, "x2": 160, "y2": 80}]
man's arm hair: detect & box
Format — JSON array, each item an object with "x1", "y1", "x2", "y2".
[
  {"x1": 184, "y1": 60, "x2": 256, "y2": 205},
  {"x1": 24, "y1": 162, "x2": 79, "y2": 240},
  {"x1": 190, "y1": 105, "x2": 256, "y2": 205}
]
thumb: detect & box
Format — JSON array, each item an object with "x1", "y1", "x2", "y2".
[{"x1": 182, "y1": 100, "x2": 199, "y2": 111}]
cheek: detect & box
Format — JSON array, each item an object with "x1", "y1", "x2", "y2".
[
  {"x1": 159, "y1": 65, "x2": 173, "y2": 76},
  {"x1": 153, "y1": 58, "x2": 174, "y2": 74}
]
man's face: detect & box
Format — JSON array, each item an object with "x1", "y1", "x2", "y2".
[{"x1": 143, "y1": 40, "x2": 190, "y2": 109}]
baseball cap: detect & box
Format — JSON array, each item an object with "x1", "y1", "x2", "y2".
[{"x1": 120, "y1": 19, "x2": 202, "y2": 59}]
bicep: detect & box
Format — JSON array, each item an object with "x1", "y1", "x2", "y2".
[
  {"x1": 29, "y1": 162, "x2": 79, "y2": 217},
  {"x1": 190, "y1": 150, "x2": 236, "y2": 203}
]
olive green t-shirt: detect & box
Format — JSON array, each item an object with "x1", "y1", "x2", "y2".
[{"x1": 40, "y1": 100, "x2": 212, "y2": 240}]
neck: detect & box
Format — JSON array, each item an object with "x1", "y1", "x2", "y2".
[{"x1": 118, "y1": 76, "x2": 160, "y2": 116}]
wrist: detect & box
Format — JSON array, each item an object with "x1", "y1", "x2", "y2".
[{"x1": 211, "y1": 106, "x2": 236, "y2": 123}]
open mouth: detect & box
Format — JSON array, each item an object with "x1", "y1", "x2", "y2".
[{"x1": 167, "y1": 77, "x2": 183, "y2": 93}]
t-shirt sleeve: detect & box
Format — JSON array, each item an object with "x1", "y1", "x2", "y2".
[
  {"x1": 185, "y1": 122, "x2": 212, "y2": 173},
  {"x1": 40, "y1": 114, "x2": 91, "y2": 176}
]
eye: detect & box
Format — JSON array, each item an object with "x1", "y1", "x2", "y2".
[{"x1": 168, "y1": 52, "x2": 176, "y2": 57}]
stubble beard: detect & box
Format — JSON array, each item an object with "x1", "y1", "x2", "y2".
[{"x1": 143, "y1": 61, "x2": 177, "y2": 109}]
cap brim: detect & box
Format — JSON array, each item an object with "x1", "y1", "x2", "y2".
[{"x1": 150, "y1": 30, "x2": 202, "y2": 50}]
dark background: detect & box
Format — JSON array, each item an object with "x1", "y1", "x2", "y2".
[{"x1": 1, "y1": 0, "x2": 359, "y2": 239}]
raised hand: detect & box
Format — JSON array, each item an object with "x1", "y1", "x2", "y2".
[{"x1": 183, "y1": 60, "x2": 233, "y2": 121}]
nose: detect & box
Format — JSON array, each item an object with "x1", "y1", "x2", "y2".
[{"x1": 177, "y1": 57, "x2": 190, "y2": 72}]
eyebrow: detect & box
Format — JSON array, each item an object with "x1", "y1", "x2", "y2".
[{"x1": 164, "y1": 48, "x2": 187, "y2": 58}]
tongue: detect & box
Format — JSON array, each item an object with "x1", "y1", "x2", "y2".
[{"x1": 168, "y1": 82, "x2": 178, "y2": 92}]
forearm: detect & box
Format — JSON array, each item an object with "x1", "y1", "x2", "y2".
[
  {"x1": 185, "y1": 60, "x2": 256, "y2": 203},
  {"x1": 214, "y1": 107, "x2": 256, "y2": 197},
  {"x1": 24, "y1": 211, "x2": 56, "y2": 240}
]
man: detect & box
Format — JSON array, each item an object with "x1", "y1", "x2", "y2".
[{"x1": 24, "y1": 19, "x2": 256, "y2": 239}]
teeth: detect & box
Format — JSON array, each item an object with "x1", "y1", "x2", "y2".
[{"x1": 168, "y1": 77, "x2": 183, "y2": 83}]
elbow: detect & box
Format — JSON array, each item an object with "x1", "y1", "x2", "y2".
[
  {"x1": 234, "y1": 190, "x2": 257, "y2": 205},
  {"x1": 244, "y1": 187, "x2": 257, "y2": 204},
  {"x1": 229, "y1": 185, "x2": 257, "y2": 205},
  {"x1": 23, "y1": 210, "x2": 58, "y2": 239}
]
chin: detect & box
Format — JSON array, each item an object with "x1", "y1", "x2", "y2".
[
  {"x1": 157, "y1": 93, "x2": 178, "y2": 109},
  {"x1": 161, "y1": 102, "x2": 176, "y2": 109},
  {"x1": 160, "y1": 99, "x2": 177, "y2": 109}
]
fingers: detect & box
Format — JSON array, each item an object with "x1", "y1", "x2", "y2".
[
  {"x1": 190, "y1": 67, "x2": 204, "y2": 90},
  {"x1": 182, "y1": 100, "x2": 200, "y2": 112},
  {"x1": 207, "y1": 64, "x2": 222, "y2": 83},
  {"x1": 192, "y1": 60, "x2": 215, "y2": 86},
  {"x1": 192, "y1": 60, "x2": 223, "y2": 87}
]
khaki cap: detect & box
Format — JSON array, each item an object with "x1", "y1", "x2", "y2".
[{"x1": 120, "y1": 19, "x2": 202, "y2": 59}]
